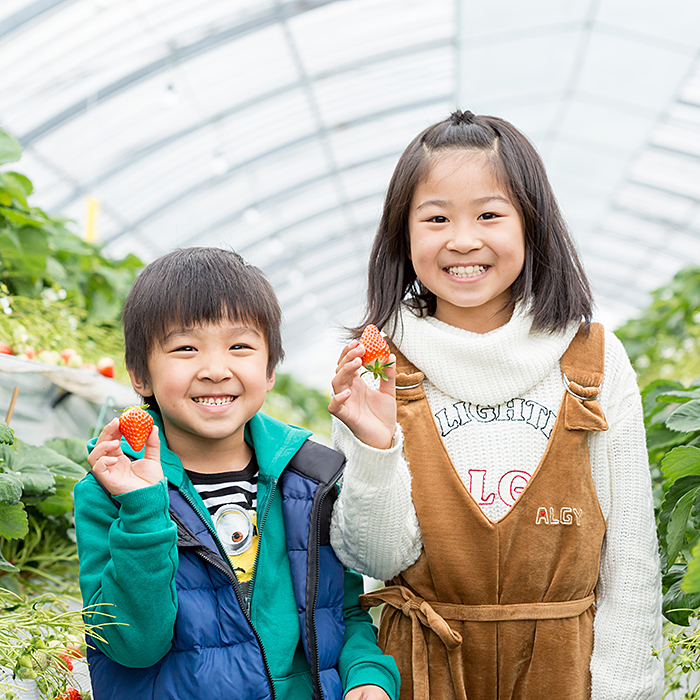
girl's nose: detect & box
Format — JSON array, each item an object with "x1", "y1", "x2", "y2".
[{"x1": 446, "y1": 223, "x2": 483, "y2": 252}]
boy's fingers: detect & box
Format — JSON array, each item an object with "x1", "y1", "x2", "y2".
[
  {"x1": 95, "y1": 417, "x2": 120, "y2": 444},
  {"x1": 142, "y1": 425, "x2": 161, "y2": 462},
  {"x1": 87, "y1": 439, "x2": 123, "y2": 468}
]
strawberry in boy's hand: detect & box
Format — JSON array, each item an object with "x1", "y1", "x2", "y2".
[
  {"x1": 118, "y1": 406, "x2": 154, "y2": 451},
  {"x1": 359, "y1": 325, "x2": 394, "y2": 381}
]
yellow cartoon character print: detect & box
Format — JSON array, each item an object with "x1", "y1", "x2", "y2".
[{"x1": 213, "y1": 503, "x2": 259, "y2": 583}]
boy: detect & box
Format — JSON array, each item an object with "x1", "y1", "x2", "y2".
[{"x1": 74, "y1": 247, "x2": 399, "y2": 700}]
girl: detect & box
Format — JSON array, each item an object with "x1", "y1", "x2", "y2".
[{"x1": 328, "y1": 111, "x2": 663, "y2": 700}]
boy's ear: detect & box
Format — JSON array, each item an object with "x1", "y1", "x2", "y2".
[
  {"x1": 265, "y1": 369, "x2": 276, "y2": 393},
  {"x1": 128, "y1": 368, "x2": 154, "y2": 398}
]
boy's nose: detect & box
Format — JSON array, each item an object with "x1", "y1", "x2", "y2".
[{"x1": 198, "y1": 358, "x2": 234, "y2": 382}]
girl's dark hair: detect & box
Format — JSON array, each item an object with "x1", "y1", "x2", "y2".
[
  {"x1": 123, "y1": 247, "x2": 283, "y2": 409},
  {"x1": 354, "y1": 110, "x2": 592, "y2": 337}
]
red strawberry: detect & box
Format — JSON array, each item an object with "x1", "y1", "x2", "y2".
[
  {"x1": 60, "y1": 348, "x2": 76, "y2": 365},
  {"x1": 58, "y1": 689, "x2": 82, "y2": 700},
  {"x1": 96, "y1": 357, "x2": 115, "y2": 378},
  {"x1": 118, "y1": 406, "x2": 153, "y2": 451},
  {"x1": 57, "y1": 653, "x2": 74, "y2": 671},
  {"x1": 359, "y1": 325, "x2": 394, "y2": 381},
  {"x1": 0, "y1": 343, "x2": 11, "y2": 355}
]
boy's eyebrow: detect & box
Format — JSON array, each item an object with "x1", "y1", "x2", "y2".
[{"x1": 161, "y1": 325, "x2": 262, "y2": 342}]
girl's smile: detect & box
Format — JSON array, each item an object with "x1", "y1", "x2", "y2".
[{"x1": 408, "y1": 150, "x2": 525, "y2": 333}]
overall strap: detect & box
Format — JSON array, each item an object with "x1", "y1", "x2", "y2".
[
  {"x1": 389, "y1": 341, "x2": 426, "y2": 403},
  {"x1": 560, "y1": 322, "x2": 609, "y2": 432}
]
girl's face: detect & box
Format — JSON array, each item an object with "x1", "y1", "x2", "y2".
[{"x1": 408, "y1": 150, "x2": 525, "y2": 333}]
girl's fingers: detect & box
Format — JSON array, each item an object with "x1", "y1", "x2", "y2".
[
  {"x1": 336, "y1": 340, "x2": 360, "y2": 366},
  {"x1": 328, "y1": 389, "x2": 351, "y2": 418},
  {"x1": 377, "y1": 354, "x2": 397, "y2": 396}
]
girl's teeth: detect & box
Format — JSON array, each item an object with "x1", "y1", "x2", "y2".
[
  {"x1": 194, "y1": 397, "x2": 234, "y2": 406},
  {"x1": 447, "y1": 265, "x2": 487, "y2": 278}
]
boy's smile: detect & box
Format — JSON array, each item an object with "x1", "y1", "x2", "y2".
[{"x1": 129, "y1": 320, "x2": 275, "y2": 471}]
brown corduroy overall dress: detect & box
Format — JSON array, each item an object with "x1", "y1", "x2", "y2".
[{"x1": 360, "y1": 324, "x2": 609, "y2": 700}]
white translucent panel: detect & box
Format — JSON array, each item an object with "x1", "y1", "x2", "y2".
[
  {"x1": 313, "y1": 48, "x2": 452, "y2": 125},
  {"x1": 339, "y1": 159, "x2": 396, "y2": 201},
  {"x1": 329, "y1": 104, "x2": 449, "y2": 169},
  {"x1": 480, "y1": 99, "x2": 561, "y2": 147},
  {"x1": 0, "y1": 1, "x2": 33, "y2": 21},
  {"x1": 555, "y1": 100, "x2": 655, "y2": 155},
  {"x1": 669, "y1": 102, "x2": 700, "y2": 126},
  {"x1": 606, "y1": 212, "x2": 673, "y2": 243},
  {"x1": 459, "y1": 31, "x2": 580, "y2": 106},
  {"x1": 631, "y1": 151, "x2": 700, "y2": 200},
  {"x1": 597, "y1": 0, "x2": 700, "y2": 48},
  {"x1": 177, "y1": 25, "x2": 298, "y2": 114},
  {"x1": 291, "y1": 0, "x2": 451, "y2": 74},
  {"x1": 652, "y1": 122, "x2": 700, "y2": 158},
  {"x1": 576, "y1": 31, "x2": 694, "y2": 110},
  {"x1": 615, "y1": 184, "x2": 696, "y2": 224},
  {"x1": 680, "y1": 69, "x2": 700, "y2": 106},
  {"x1": 458, "y1": 0, "x2": 590, "y2": 39},
  {"x1": 547, "y1": 141, "x2": 628, "y2": 198}
]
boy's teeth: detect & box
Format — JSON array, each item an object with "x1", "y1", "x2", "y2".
[
  {"x1": 446, "y1": 265, "x2": 487, "y2": 278},
  {"x1": 193, "y1": 396, "x2": 234, "y2": 406}
]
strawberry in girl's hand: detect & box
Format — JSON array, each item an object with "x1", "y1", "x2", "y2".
[
  {"x1": 118, "y1": 406, "x2": 153, "y2": 451},
  {"x1": 359, "y1": 325, "x2": 394, "y2": 381}
]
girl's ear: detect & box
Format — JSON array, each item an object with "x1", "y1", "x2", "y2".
[{"x1": 128, "y1": 368, "x2": 154, "y2": 397}]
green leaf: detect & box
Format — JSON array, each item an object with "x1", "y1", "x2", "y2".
[
  {"x1": 0, "y1": 474, "x2": 23, "y2": 505},
  {"x1": 662, "y1": 446, "x2": 700, "y2": 481},
  {"x1": 642, "y1": 379, "x2": 685, "y2": 419},
  {"x1": 44, "y1": 438, "x2": 89, "y2": 469},
  {"x1": 0, "y1": 423, "x2": 14, "y2": 446},
  {"x1": 666, "y1": 486, "x2": 700, "y2": 566},
  {"x1": 664, "y1": 565, "x2": 700, "y2": 625},
  {"x1": 13, "y1": 464, "x2": 55, "y2": 497},
  {"x1": 659, "y1": 475, "x2": 700, "y2": 543},
  {"x1": 0, "y1": 207, "x2": 41, "y2": 227},
  {"x1": 0, "y1": 549, "x2": 18, "y2": 573},
  {"x1": 3, "y1": 172, "x2": 32, "y2": 197},
  {"x1": 0, "y1": 130, "x2": 22, "y2": 167},
  {"x1": 0, "y1": 502, "x2": 27, "y2": 540},
  {"x1": 36, "y1": 487, "x2": 74, "y2": 516},
  {"x1": 684, "y1": 537, "x2": 700, "y2": 596},
  {"x1": 658, "y1": 389, "x2": 700, "y2": 403},
  {"x1": 667, "y1": 400, "x2": 700, "y2": 433},
  {"x1": 646, "y1": 425, "x2": 691, "y2": 452}
]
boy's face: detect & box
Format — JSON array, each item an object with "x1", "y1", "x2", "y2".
[{"x1": 129, "y1": 321, "x2": 275, "y2": 456}]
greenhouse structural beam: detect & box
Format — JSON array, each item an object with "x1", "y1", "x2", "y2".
[
  {"x1": 0, "y1": 0, "x2": 71, "y2": 38},
  {"x1": 18, "y1": 0, "x2": 340, "y2": 146}
]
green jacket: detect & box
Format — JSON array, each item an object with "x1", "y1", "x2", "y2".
[{"x1": 75, "y1": 410, "x2": 399, "y2": 699}]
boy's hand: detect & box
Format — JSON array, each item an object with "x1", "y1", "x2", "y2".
[
  {"x1": 345, "y1": 685, "x2": 391, "y2": 700},
  {"x1": 89, "y1": 418, "x2": 164, "y2": 496},
  {"x1": 328, "y1": 340, "x2": 397, "y2": 450}
]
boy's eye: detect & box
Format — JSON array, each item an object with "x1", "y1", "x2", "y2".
[
  {"x1": 173, "y1": 345, "x2": 196, "y2": 352},
  {"x1": 427, "y1": 215, "x2": 449, "y2": 223},
  {"x1": 230, "y1": 344, "x2": 250, "y2": 350}
]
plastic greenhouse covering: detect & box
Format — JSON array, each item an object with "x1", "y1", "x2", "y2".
[{"x1": 1, "y1": 0, "x2": 700, "y2": 386}]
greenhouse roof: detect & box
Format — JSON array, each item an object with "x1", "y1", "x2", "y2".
[{"x1": 2, "y1": 0, "x2": 700, "y2": 386}]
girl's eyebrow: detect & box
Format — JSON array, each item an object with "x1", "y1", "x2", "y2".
[
  {"x1": 415, "y1": 199, "x2": 450, "y2": 211},
  {"x1": 472, "y1": 195, "x2": 510, "y2": 205}
]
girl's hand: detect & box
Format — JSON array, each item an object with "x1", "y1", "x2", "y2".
[
  {"x1": 89, "y1": 418, "x2": 164, "y2": 496},
  {"x1": 345, "y1": 685, "x2": 390, "y2": 700},
  {"x1": 328, "y1": 340, "x2": 397, "y2": 449}
]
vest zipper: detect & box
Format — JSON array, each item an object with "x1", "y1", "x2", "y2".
[
  {"x1": 179, "y1": 487, "x2": 277, "y2": 700},
  {"x1": 246, "y1": 477, "x2": 277, "y2": 610},
  {"x1": 308, "y1": 464, "x2": 345, "y2": 700}
]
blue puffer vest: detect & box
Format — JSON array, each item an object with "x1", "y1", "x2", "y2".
[{"x1": 87, "y1": 440, "x2": 346, "y2": 700}]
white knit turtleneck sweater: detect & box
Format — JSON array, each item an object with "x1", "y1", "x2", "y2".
[{"x1": 330, "y1": 305, "x2": 663, "y2": 700}]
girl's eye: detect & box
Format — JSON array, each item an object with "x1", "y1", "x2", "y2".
[
  {"x1": 427, "y1": 215, "x2": 449, "y2": 223},
  {"x1": 479, "y1": 212, "x2": 500, "y2": 220}
]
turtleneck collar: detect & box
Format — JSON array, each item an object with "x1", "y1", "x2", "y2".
[{"x1": 390, "y1": 303, "x2": 579, "y2": 406}]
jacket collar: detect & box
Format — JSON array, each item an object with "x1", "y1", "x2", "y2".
[{"x1": 115, "y1": 410, "x2": 312, "y2": 487}]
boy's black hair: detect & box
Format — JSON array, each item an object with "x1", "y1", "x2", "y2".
[
  {"x1": 353, "y1": 110, "x2": 593, "y2": 337},
  {"x1": 123, "y1": 247, "x2": 283, "y2": 403}
]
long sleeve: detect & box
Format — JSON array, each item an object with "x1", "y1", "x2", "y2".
[
  {"x1": 330, "y1": 419, "x2": 422, "y2": 580},
  {"x1": 338, "y1": 568, "x2": 401, "y2": 698},
  {"x1": 589, "y1": 340, "x2": 664, "y2": 699},
  {"x1": 74, "y1": 475, "x2": 179, "y2": 667}
]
